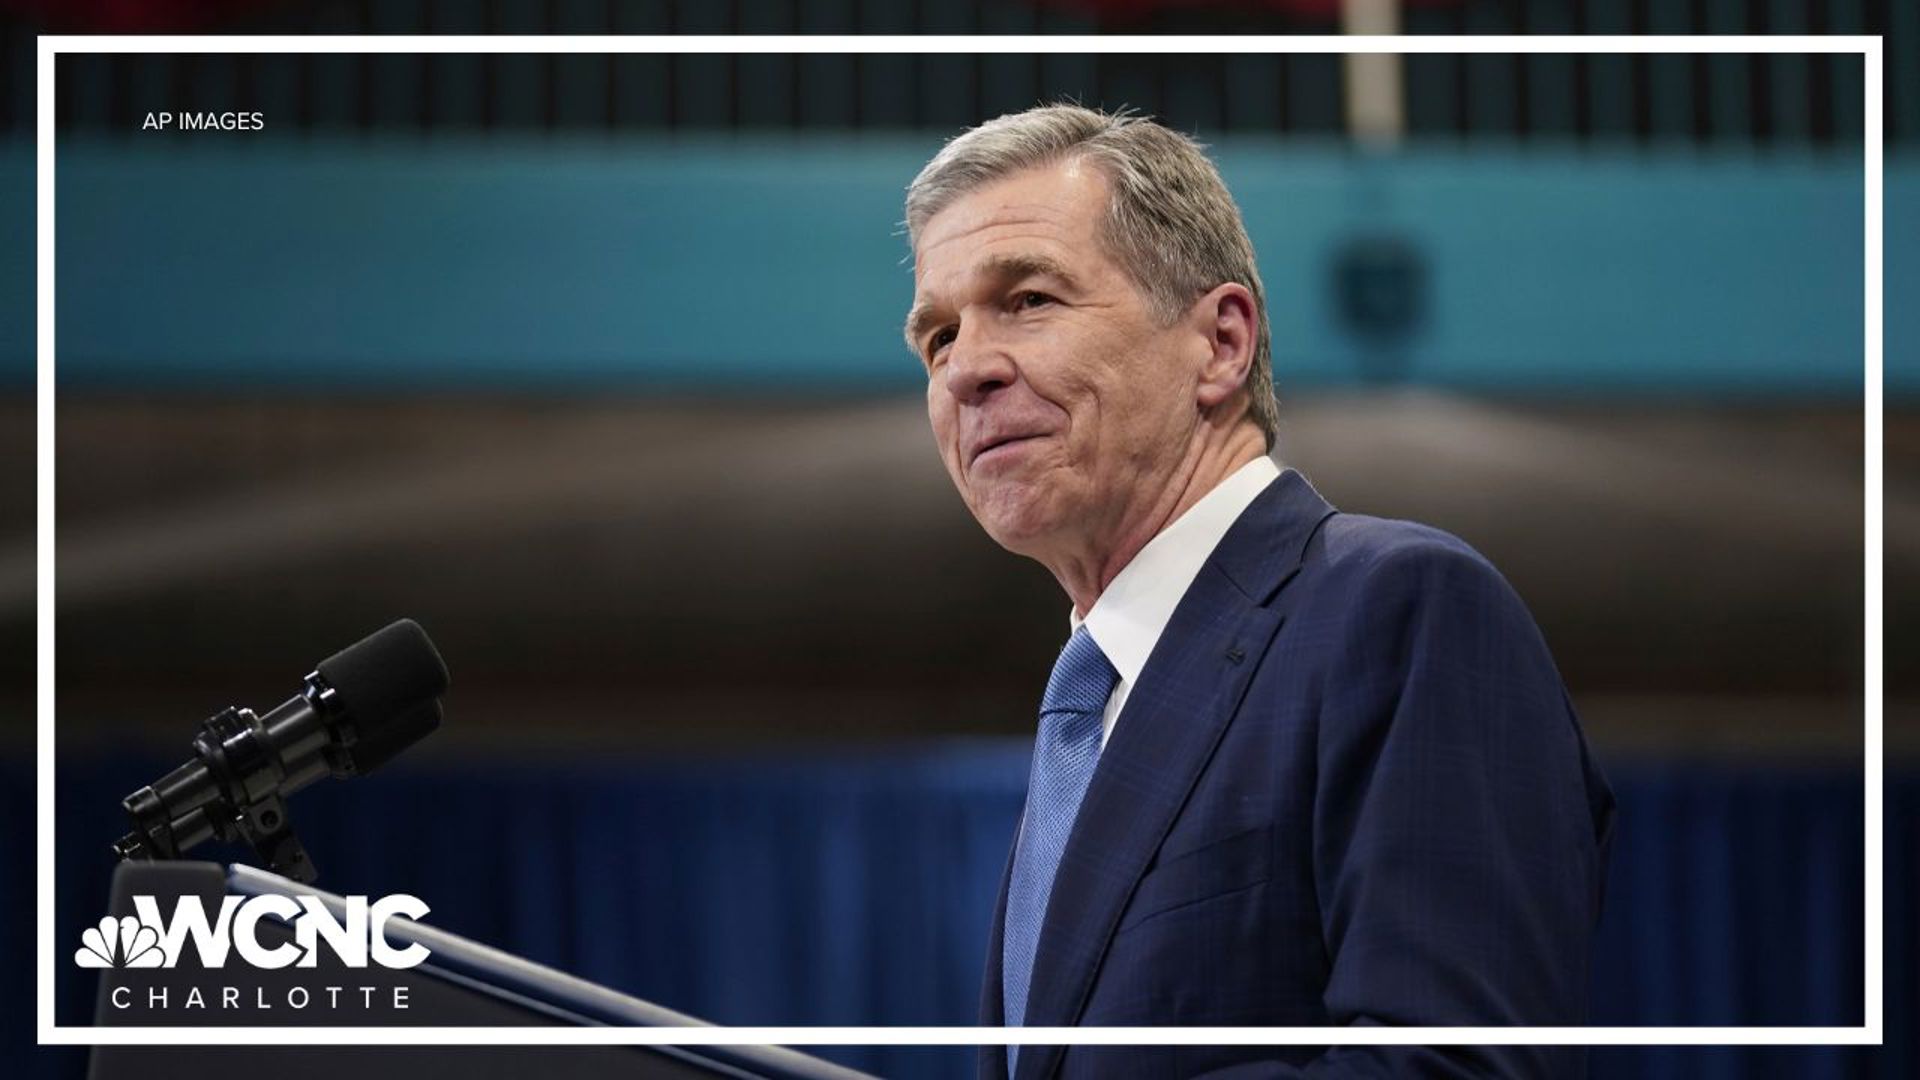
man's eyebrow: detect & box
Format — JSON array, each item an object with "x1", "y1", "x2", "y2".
[
  {"x1": 903, "y1": 253, "x2": 1084, "y2": 354},
  {"x1": 978, "y1": 252, "x2": 1082, "y2": 291}
]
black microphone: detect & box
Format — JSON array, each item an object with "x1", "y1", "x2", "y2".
[{"x1": 112, "y1": 618, "x2": 449, "y2": 881}]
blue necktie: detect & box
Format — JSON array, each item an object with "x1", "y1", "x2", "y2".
[{"x1": 1003, "y1": 627, "x2": 1118, "y2": 1073}]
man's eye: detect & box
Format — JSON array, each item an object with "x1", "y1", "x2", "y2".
[
  {"x1": 1016, "y1": 290, "x2": 1055, "y2": 309},
  {"x1": 928, "y1": 327, "x2": 957, "y2": 356}
]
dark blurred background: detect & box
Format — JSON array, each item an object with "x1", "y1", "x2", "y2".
[{"x1": 0, "y1": 2, "x2": 1914, "y2": 1078}]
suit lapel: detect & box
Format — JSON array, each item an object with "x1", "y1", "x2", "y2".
[
  {"x1": 1012, "y1": 469, "x2": 1336, "y2": 1080},
  {"x1": 978, "y1": 831, "x2": 1015, "y2": 1079}
]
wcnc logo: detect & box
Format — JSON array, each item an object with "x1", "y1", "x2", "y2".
[{"x1": 75, "y1": 894, "x2": 431, "y2": 970}]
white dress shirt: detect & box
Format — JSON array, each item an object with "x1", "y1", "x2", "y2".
[{"x1": 1071, "y1": 455, "x2": 1282, "y2": 749}]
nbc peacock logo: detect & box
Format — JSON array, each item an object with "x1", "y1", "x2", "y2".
[{"x1": 75, "y1": 915, "x2": 166, "y2": 969}]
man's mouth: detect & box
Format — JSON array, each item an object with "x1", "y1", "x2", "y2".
[{"x1": 970, "y1": 433, "x2": 1045, "y2": 468}]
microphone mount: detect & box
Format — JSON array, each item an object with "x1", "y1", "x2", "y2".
[{"x1": 113, "y1": 674, "x2": 346, "y2": 883}]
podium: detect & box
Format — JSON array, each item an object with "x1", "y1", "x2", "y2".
[{"x1": 88, "y1": 861, "x2": 875, "y2": 1080}]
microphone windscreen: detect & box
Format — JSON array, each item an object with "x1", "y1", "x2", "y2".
[{"x1": 314, "y1": 619, "x2": 450, "y2": 750}]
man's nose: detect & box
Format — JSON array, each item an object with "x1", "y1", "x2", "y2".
[{"x1": 943, "y1": 323, "x2": 1018, "y2": 404}]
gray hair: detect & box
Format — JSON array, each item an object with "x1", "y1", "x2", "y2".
[{"x1": 905, "y1": 103, "x2": 1278, "y2": 448}]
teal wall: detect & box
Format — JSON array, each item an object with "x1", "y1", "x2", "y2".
[
  {"x1": 5, "y1": 138, "x2": 1910, "y2": 395},
  {"x1": 1, "y1": 142, "x2": 27, "y2": 380}
]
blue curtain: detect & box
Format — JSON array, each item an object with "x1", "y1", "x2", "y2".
[{"x1": 5, "y1": 747, "x2": 1908, "y2": 1079}]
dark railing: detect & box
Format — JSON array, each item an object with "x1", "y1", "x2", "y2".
[{"x1": 8, "y1": 0, "x2": 1910, "y2": 145}]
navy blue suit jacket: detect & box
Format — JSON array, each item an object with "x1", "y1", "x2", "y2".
[{"x1": 979, "y1": 469, "x2": 1616, "y2": 1079}]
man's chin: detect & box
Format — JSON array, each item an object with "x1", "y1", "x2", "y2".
[{"x1": 970, "y1": 499, "x2": 1064, "y2": 558}]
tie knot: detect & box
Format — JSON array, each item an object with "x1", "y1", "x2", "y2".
[{"x1": 1041, "y1": 627, "x2": 1119, "y2": 719}]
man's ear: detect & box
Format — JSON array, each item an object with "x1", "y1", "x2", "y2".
[{"x1": 1193, "y1": 283, "x2": 1257, "y2": 408}]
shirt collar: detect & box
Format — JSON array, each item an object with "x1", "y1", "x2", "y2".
[{"x1": 1071, "y1": 456, "x2": 1282, "y2": 687}]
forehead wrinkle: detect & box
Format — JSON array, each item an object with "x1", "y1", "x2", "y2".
[{"x1": 914, "y1": 200, "x2": 1086, "y2": 271}]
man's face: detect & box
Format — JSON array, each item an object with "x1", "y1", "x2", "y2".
[{"x1": 909, "y1": 160, "x2": 1208, "y2": 558}]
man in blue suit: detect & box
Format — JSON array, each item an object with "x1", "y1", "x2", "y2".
[{"x1": 903, "y1": 104, "x2": 1616, "y2": 1079}]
